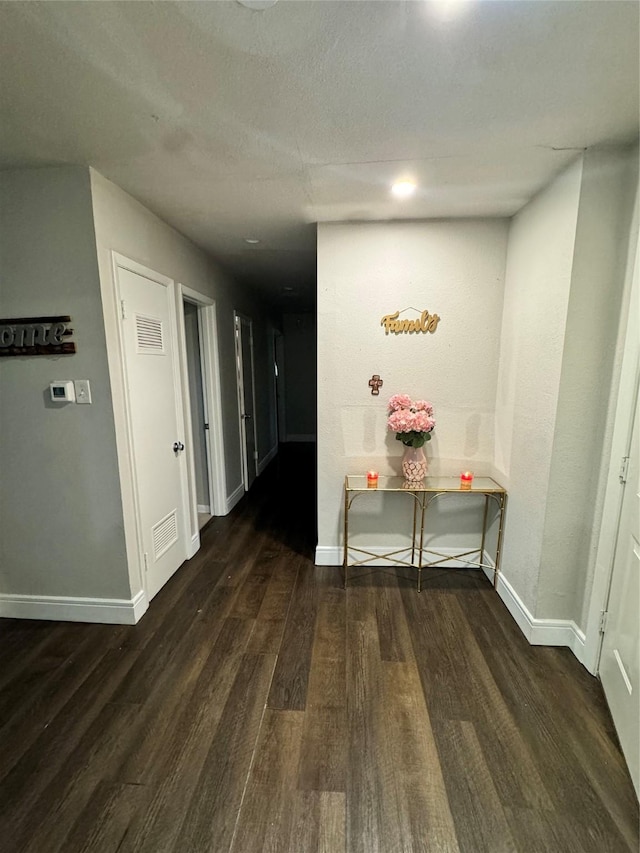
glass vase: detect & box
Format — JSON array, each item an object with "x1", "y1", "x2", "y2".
[{"x1": 402, "y1": 445, "x2": 428, "y2": 482}]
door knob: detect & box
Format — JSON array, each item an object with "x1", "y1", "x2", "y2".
[
  {"x1": 173, "y1": 441, "x2": 185, "y2": 452},
  {"x1": 242, "y1": 414, "x2": 252, "y2": 420}
]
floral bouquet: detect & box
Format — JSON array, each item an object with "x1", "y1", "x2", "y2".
[{"x1": 387, "y1": 394, "x2": 435, "y2": 448}]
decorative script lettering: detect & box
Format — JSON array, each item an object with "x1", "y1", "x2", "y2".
[
  {"x1": 0, "y1": 316, "x2": 75, "y2": 357},
  {"x1": 380, "y1": 310, "x2": 440, "y2": 336}
]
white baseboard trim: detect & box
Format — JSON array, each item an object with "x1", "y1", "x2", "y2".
[
  {"x1": 487, "y1": 562, "x2": 586, "y2": 659},
  {"x1": 226, "y1": 482, "x2": 245, "y2": 514},
  {"x1": 257, "y1": 444, "x2": 278, "y2": 476},
  {"x1": 315, "y1": 546, "x2": 340, "y2": 566},
  {"x1": 284, "y1": 434, "x2": 316, "y2": 443},
  {"x1": 197, "y1": 504, "x2": 211, "y2": 514},
  {"x1": 0, "y1": 589, "x2": 149, "y2": 625}
]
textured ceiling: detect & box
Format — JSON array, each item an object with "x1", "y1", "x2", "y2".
[{"x1": 1, "y1": 0, "x2": 638, "y2": 309}]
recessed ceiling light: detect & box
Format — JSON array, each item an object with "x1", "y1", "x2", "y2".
[
  {"x1": 391, "y1": 181, "x2": 417, "y2": 198},
  {"x1": 244, "y1": 237, "x2": 261, "y2": 244}
]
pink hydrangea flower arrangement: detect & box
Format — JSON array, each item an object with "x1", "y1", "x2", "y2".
[{"x1": 387, "y1": 394, "x2": 435, "y2": 448}]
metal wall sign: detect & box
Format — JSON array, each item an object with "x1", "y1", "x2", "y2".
[
  {"x1": 380, "y1": 308, "x2": 441, "y2": 335},
  {"x1": 0, "y1": 316, "x2": 76, "y2": 356}
]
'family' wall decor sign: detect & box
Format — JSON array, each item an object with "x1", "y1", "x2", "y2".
[
  {"x1": 0, "y1": 316, "x2": 76, "y2": 357},
  {"x1": 380, "y1": 308, "x2": 441, "y2": 335}
]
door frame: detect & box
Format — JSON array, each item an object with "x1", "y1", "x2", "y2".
[
  {"x1": 274, "y1": 329, "x2": 286, "y2": 445},
  {"x1": 234, "y1": 311, "x2": 258, "y2": 491},
  {"x1": 110, "y1": 252, "x2": 192, "y2": 596},
  {"x1": 583, "y1": 235, "x2": 639, "y2": 674},
  {"x1": 177, "y1": 286, "x2": 227, "y2": 528}
]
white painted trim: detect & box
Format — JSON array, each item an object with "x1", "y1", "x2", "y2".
[
  {"x1": 234, "y1": 312, "x2": 259, "y2": 492},
  {"x1": 489, "y1": 565, "x2": 586, "y2": 659},
  {"x1": 285, "y1": 434, "x2": 316, "y2": 443},
  {"x1": 175, "y1": 295, "x2": 201, "y2": 555},
  {"x1": 583, "y1": 231, "x2": 639, "y2": 675},
  {"x1": 110, "y1": 253, "x2": 173, "y2": 600},
  {"x1": 226, "y1": 482, "x2": 245, "y2": 514},
  {"x1": 197, "y1": 504, "x2": 211, "y2": 514},
  {"x1": 180, "y1": 287, "x2": 227, "y2": 517},
  {"x1": 275, "y1": 331, "x2": 286, "y2": 443},
  {"x1": 188, "y1": 531, "x2": 200, "y2": 559},
  {"x1": 111, "y1": 254, "x2": 193, "y2": 601},
  {"x1": 0, "y1": 590, "x2": 148, "y2": 625},
  {"x1": 314, "y1": 546, "x2": 341, "y2": 566},
  {"x1": 200, "y1": 304, "x2": 228, "y2": 516},
  {"x1": 257, "y1": 444, "x2": 278, "y2": 476}
]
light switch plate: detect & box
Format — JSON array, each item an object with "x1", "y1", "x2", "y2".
[{"x1": 74, "y1": 379, "x2": 92, "y2": 404}]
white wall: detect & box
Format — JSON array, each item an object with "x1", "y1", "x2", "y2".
[
  {"x1": 538, "y1": 147, "x2": 639, "y2": 621},
  {"x1": 316, "y1": 220, "x2": 509, "y2": 558},
  {"x1": 495, "y1": 150, "x2": 638, "y2": 627},
  {"x1": 0, "y1": 167, "x2": 130, "y2": 602},
  {"x1": 0, "y1": 165, "x2": 278, "y2": 622},
  {"x1": 494, "y1": 158, "x2": 583, "y2": 613},
  {"x1": 90, "y1": 169, "x2": 277, "y2": 595}
]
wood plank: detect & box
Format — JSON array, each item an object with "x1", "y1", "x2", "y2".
[
  {"x1": 404, "y1": 587, "x2": 554, "y2": 812},
  {"x1": 245, "y1": 555, "x2": 299, "y2": 653},
  {"x1": 318, "y1": 791, "x2": 347, "y2": 853},
  {"x1": 230, "y1": 709, "x2": 305, "y2": 852},
  {"x1": 382, "y1": 661, "x2": 460, "y2": 853},
  {"x1": 14, "y1": 701, "x2": 143, "y2": 853},
  {"x1": 116, "y1": 617, "x2": 256, "y2": 853},
  {"x1": 287, "y1": 791, "x2": 346, "y2": 853},
  {"x1": 504, "y1": 805, "x2": 633, "y2": 853},
  {"x1": 0, "y1": 647, "x2": 141, "y2": 835},
  {"x1": 110, "y1": 555, "x2": 228, "y2": 705},
  {"x1": 346, "y1": 608, "x2": 404, "y2": 853},
  {"x1": 432, "y1": 718, "x2": 517, "y2": 853},
  {"x1": 57, "y1": 780, "x2": 148, "y2": 853},
  {"x1": 297, "y1": 587, "x2": 347, "y2": 792},
  {"x1": 0, "y1": 625, "x2": 123, "y2": 775},
  {"x1": 171, "y1": 652, "x2": 277, "y2": 852},
  {"x1": 267, "y1": 558, "x2": 317, "y2": 710},
  {"x1": 376, "y1": 579, "x2": 414, "y2": 662},
  {"x1": 113, "y1": 585, "x2": 239, "y2": 786}
]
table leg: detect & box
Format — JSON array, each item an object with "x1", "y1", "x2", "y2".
[
  {"x1": 417, "y1": 494, "x2": 427, "y2": 592},
  {"x1": 480, "y1": 494, "x2": 489, "y2": 568},
  {"x1": 493, "y1": 494, "x2": 507, "y2": 588},
  {"x1": 343, "y1": 487, "x2": 349, "y2": 589}
]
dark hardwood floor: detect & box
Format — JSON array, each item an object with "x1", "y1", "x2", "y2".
[{"x1": 0, "y1": 444, "x2": 637, "y2": 852}]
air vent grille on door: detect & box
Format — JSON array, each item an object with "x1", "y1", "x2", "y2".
[
  {"x1": 136, "y1": 313, "x2": 164, "y2": 354},
  {"x1": 152, "y1": 510, "x2": 178, "y2": 560}
]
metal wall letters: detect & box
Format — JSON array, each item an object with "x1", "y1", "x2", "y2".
[
  {"x1": 0, "y1": 316, "x2": 76, "y2": 356},
  {"x1": 380, "y1": 309, "x2": 440, "y2": 336}
]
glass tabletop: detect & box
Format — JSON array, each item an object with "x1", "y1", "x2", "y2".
[{"x1": 345, "y1": 475, "x2": 505, "y2": 493}]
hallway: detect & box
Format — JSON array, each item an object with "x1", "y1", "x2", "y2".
[{"x1": 0, "y1": 446, "x2": 637, "y2": 853}]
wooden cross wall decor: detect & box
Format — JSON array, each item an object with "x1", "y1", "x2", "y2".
[{"x1": 368, "y1": 374, "x2": 383, "y2": 395}]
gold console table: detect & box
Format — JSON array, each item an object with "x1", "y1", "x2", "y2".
[{"x1": 343, "y1": 475, "x2": 507, "y2": 592}]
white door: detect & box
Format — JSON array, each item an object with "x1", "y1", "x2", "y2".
[
  {"x1": 118, "y1": 264, "x2": 190, "y2": 600},
  {"x1": 235, "y1": 313, "x2": 257, "y2": 491},
  {"x1": 600, "y1": 379, "x2": 639, "y2": 797}
]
